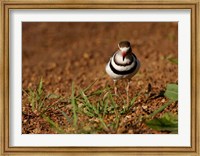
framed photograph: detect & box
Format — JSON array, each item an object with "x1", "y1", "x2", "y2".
[{"x1": 0, "y1": 0, "x2": 199, "y2": 155}]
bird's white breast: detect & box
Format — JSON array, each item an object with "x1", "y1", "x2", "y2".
[{"x1": 111, "y1": 53, "x2": 135, "y2": 71}]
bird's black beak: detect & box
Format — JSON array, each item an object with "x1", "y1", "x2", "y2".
[{"x1": 123, "y1": 56, "x2": 125, "y2": 61}]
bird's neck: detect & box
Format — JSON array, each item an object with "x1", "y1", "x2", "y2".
[{"x1": 115, "y1": 49, "x2": 132, "y2": 63}]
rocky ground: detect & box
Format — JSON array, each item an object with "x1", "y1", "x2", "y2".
[{"x1": 22, "y1": 22, "x2": 178, "y2": 134}]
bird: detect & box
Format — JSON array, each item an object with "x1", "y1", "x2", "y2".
[{"x1": 105, "y1": 41, "x2": 140, "y2": 104}]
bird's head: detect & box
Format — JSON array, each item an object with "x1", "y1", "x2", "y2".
[{"x1": 118, "y1": 41, "x2": 131, "y2": 61}]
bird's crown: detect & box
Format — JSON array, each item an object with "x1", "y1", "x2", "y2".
[{"x1": 118, "y1": 41, "x2": 131, "y2": 48}]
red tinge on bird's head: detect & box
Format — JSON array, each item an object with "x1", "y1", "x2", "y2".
[
  {"x1": 122, "y1": 52, "x2": 126, "y2": 61},
  {"x1": 122, "y1": 52, "x2": 126, "y2": 57}
]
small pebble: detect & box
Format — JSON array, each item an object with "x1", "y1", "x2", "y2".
[
  {"x1": 83, "y1": 52, "x2": 89, "y2": 59},
  {"x1": 47, "y1": 62, "x2": 57, "y2": 70},
  {"x1": 142, "y1": 105, "x2": 148, "y2": 109},
  {"x1": 128, "y1": 129, "x2": 134, "y2": 134},
  {"x1": 161, "y1": 99, "x2": 166, "y2": 103}
]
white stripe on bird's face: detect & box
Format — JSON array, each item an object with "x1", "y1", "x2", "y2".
[{"x1": 118, "y1": 47, "x2": 130, "y2": 52}]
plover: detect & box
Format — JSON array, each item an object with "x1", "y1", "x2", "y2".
[{"x1": 105, "y1": 41, "x2": 140, "y2": 103}]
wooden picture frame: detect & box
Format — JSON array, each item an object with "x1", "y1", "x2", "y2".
[{"x1": 0, "y1": 0, "x2": 199, "y2": 155}]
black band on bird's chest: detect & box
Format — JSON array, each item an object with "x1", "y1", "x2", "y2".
[{"x1": 109, "y1": 60, "x2": 138, "y2": 75}]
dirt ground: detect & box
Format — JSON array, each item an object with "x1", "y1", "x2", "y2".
[{"x1": 22, "y1": 22, "x2": 178, "y2": 134}]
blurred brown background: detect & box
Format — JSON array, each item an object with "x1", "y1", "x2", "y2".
[{"x1": 22, "y1": 22, "x2": 178, "y2": 96}]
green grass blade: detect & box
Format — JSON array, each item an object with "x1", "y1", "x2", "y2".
[
  {"x1": 148, "y1": 100, "x2": 172, "y2": 118},
  {"x1": 71, "y1": 82, "x2": 78, "y2": 128},
  {"x1": 90, "y1": 87, "x2": 110, "y2": 96},
  {"x1": 47, "y1": 93, "x2": 61, "y2": 99},
  {"x1": 83, "y1": 79, "x2": 98, "y2": 93},
  {"x1": 80, "y1": 89, "x2": 109, "y2": 131},
  {"x1": 167, "y1": 58, "x2": 178, "y2": 65},
  {"x1": 103, "y1": 99, "x2": 108, "y2": 118},
  {"x1": 98, "y1": 118, "x2": 109, "y2": 132},
  {"x1": 39, "y1": 94, "x2": 62, "y2": 112},
  {"x1": 80, "y1": 90, "x2": 91, "y2": 105},
  {"x1": 80, "y1": 90, "x2": 96, "y2": 115},
  {"x1": 40, "y1": 97, "x2": 66, "y2": 115},
  {"x1": 84, "y1": 111, "x2": 95, "y2": 117},
  {"x1": 114, "y1": 113, "x2": 120, "y2": 130},
  {"x1": 108, "y1": 93, "x2": 116, "y2": 108},
  {"x1": 37, "y1": 78, "x2": 43, "y2": 96},
  {"x1": 130, "y1": 96, "x2": 137, "y2": 107},
  {"x1": 121, "y1": 95, "x2": 138, "y2": 115},
  {"x1": 97, "y1": 101, "x2": 100, "y2": 114},
  {"x1": 28, "y1": 89, "x2": 35, "y2": 112},
  {"x1": 42, "y1": 115, "x2": 65, "y2": 134},
  {"x1": 37, "y1": 78, "x2": 44, "y2": 111},
  {"x1": 59, "y1": 109, "x2": 72, "y2": 125},
  {"x1": 38, "y1": 101, "x2": 44, "y2": 111}
]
